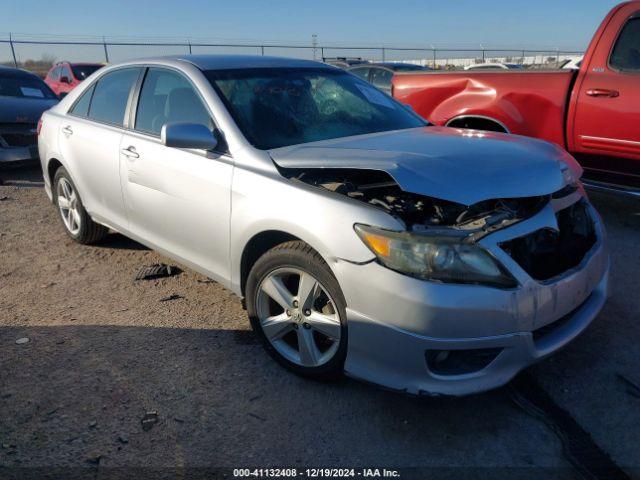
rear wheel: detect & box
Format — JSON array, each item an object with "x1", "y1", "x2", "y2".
[
  {"x1": 53, "y1": 167, "x2": 108, "y2": 244},
  {"x1": 246, "y1": 241, "x2": 347, "y2": 378}
]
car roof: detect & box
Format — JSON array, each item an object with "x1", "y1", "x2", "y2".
[
  {"x1": 58, "y1": 61, "x2": 104, "y2": 66},
  {"x1": 0, "y1": 65, "x2": 41, "y2": 78},
  {"x1": 164, "y1": 54, "x2": 332, "y2": 71},
  {"x1": 352, "y1": 62, "x2": 426, "y2": 70}
]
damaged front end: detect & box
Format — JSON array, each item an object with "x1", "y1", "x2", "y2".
[
  {"x1": 283, "y1": 166, "x2": 594, "y2": 286},
  {"x1": 284, "y1": 167, "x2": 551, "y2": 237}
]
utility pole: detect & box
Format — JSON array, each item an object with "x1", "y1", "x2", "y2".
[
  {"x1": 103, "y1": 36, "x2": 109, "y2": 63},
  {"x1": 312, "y1": 34, "x2": 318, "y2": 60},
  {"x1": 9, "y1": 33, "x2": 18, "y2": 67}
]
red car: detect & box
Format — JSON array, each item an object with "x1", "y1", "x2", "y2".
[
  {"x1": 44, "y1": 62, "x2": 104, "y2": 98},
  {"x1": 392, "y1": 1, "x2": 640, "y2": 194}
]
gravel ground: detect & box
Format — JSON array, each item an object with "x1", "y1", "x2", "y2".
[{"x1": 0, "y1": 168, "x2": 639, "y2": 479}]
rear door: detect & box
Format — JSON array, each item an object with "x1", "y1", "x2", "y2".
[
  {"x1": 119, "y1": 67, "x2": 232, "y2": 281},
  {"x1": 572, "y1": 6, "x2": 640, "y2": 182},
  {"x1": 58, "y1": 67, "x2": 142, "y2": 229}
]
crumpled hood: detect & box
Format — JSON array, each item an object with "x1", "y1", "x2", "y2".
[
  {"x1": 269, "y1": 127, "x2": 579, "y2": 205},
  {"x1": 0, "y1": 97, "x2": 58, "y2": 124}
]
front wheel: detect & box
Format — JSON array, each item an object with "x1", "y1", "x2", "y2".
[{"x1": 246, "y1": 241, "x2": 348, "y2": 378}]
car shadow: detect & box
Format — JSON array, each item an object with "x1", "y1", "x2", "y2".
[
  {"x1": 93, "y1": 232, "x2": 150, "y2": 251},
  {"x1": 0, "y1": 166, "x2": 44, "y2": 188},
  {"x1": 2, "y1": 323, "x2": 558, "y2": 471}
]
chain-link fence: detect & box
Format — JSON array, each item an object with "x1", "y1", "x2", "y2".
[{"x1": 0, "y1": 34, "x2": 584, "y2": 77}]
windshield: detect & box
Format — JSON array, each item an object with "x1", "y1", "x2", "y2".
[
  {"x1": 71, "y1": 64, "x2": 102, "y2": 80},
  {"x1": 205, "y1": 67, "x2": 426, "y2": 150},
  {"x1": 0, "y1": 73, "x2": 57, "y2": 99}
]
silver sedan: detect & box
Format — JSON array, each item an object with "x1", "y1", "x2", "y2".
[{"x1": 38, "y1": 55, "x2": 609, "y2": 396}]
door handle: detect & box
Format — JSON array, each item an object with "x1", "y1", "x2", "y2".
[
  {"x1": 121, "y1": 146, "x2": 139, "y2": 159},
  {"x1": 61, "y1": 125, "x2": 73, "y2": 135},
  {"x1": 586, "y1": 88, "x2": 619, "y2": 98}
]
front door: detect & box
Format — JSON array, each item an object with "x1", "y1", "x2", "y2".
[
  {"x1": 120, "y1": 67, "x2": 232, "y2": 282},
  {"x1": 572, "y1": 7, "x2": 640, "y2": 182}
]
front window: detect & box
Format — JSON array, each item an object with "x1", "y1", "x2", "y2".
[
  {"x1": 610, "y1": 16, "x2": 640, "y2": 72},
  {"x1": 205, "y1": 67, "x2": 425, "y2": 150},
  {"x1": 0, "y1": 73, "x2": 57, "y2": 99},
  {"x1": 135, "y1": 67, "x2": 212, "y2": 136},
  {"x1": 71, "y1": 64, "x2": 102, "y2": 81}
]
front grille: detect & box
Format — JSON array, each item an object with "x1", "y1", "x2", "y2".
[
  {"x1": 500, "y1": 200, "x2": 596, "y2": 281},
  {"x1": 0, "y1": 123, "x2": 38, "y2": 148}
]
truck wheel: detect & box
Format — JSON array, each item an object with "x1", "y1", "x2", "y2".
[
  {"x1": 53, "y1": 167, "x2": 108, "y2": 244},
  {"x1": 246, "y1": 241, "x2": 348, "y2": 378}
]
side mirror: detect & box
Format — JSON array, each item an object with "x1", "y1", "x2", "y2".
[
  {"x1": 60, "y1": 76, "x2": 71, "y2": 84},
  {"x1": 161, "y1": 122, "x2": 218, "y2": 150}
]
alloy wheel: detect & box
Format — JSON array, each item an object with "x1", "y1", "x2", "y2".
[
  {"x1": 256, "y1": 267, "x2": 342, "y2": 367},
  {"x1": 57, "y1": 177, "x2": 81, "y2": 235}
]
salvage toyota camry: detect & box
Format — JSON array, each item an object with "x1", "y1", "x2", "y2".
[{"x1": 38, "y1": 55, "x2": 609, "y2": 396}]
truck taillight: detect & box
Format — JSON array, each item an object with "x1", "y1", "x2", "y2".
[{"x1": 37, "y1": 117, "x2": 43, "y2": 136}]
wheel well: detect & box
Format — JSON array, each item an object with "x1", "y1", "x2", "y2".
[
  {"x1": 446, "y1": 116, "x2": 508, "y2": 133},
  {"x1": 47, "y1": 159, "x2": 63, "y2": 186},
  {"x1": 240, "y1": 231, "x2": 300, "y2": 296}
]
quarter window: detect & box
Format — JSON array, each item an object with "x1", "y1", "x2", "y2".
[
  {"x1": 610, "y1": 16, "x2": 640, "y2": 72},
  {"x1": 87, "y1": 68, "x2": 140, "y2": 126},
  {"x1": 135, "y1": 68, "x2": 212, "y2": 136},
  {"x1": 69, "y1": 84, "x2": 95, "y2": 117}
]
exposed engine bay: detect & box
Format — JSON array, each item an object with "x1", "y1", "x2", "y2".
[{"x1": 283, "y1": 168, "x2": 552, "y2": 236}]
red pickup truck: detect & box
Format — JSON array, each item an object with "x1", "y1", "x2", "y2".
[{"x1": 393, "y1": 1, "x2": 640, "y2": 194}]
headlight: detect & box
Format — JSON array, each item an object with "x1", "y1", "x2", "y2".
[{"x1": 355, "y1": 224, "x2": 517, "y2": 288}]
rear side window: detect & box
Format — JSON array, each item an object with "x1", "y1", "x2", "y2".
[
  {"x1": 610, "y1": 16, "x2": 640, "y2": 72},
  {"x1": 60, "y1": 66, "x2": 72, "y2": 81},
  {"x1": 50, "y1": 67, "x2": 60, "y2": 81},
  {"x1": 370, "y1": 68, "x2": 393, "y2": 90},
  {"x1": 350, "y1": 67, "x2": 370, "y2": 80},
  {"x1": 87, "y1": 68, "x2": 140, "y2": 126},
  {"x1": 70, "y1": 84, "x2": 95, "y2": 117},
  {"x1": 135, "y1": 67, "x2": 211, "y2": 136}
]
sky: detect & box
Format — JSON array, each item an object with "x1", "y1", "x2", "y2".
[{"x1": 1, "y1": 0, "x2": 623, "y2": 63}]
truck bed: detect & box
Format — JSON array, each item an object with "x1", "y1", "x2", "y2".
[{"x1": 392, "y1": 70, "x2": 576, "y2": 147}]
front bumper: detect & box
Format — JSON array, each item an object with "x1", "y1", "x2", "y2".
[
  {"x1": 0, "y1": 145, "x2": 39, "y2": 167},
  {"x1": 335, "y1": 199, "x2": 609, "y2": 396}
]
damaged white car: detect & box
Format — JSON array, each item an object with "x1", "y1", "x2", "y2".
[{"x1": 38, "y1": 55, "x2": 609, "y2": 396}]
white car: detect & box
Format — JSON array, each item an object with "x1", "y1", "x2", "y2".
[
  {"x1": 464, "y1": 62, "x2": 509, "y2": 71},
  {"x1": 561, "y1": 57, "x2": 584, "y2": 70},
  {"x1": 38, "y1": 55, "x2": 609, "y2": 396}
]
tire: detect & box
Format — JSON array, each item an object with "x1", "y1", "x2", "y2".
[
  {"x1": 53, "y1": 166, "x2": 108, "y2": 244},
  {"x1": 246, "y1": 241, "x2": 348, "y2": 379}
]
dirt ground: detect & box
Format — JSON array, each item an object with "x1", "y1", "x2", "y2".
[{"x1": 1, "y1": 167, "x2": 639, "y2": 479}]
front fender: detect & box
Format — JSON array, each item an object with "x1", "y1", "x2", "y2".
[{"x1": 229, "y1": 166, "x2": 404, "y2": 295}]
